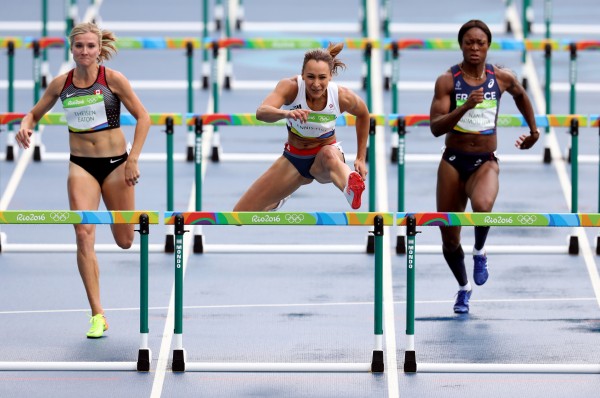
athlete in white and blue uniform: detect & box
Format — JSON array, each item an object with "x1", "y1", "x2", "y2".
[
  {"x1": 234, "y1": 43, "x2": 369, "y2": 211},
  {"x1": 429, "y1": 20, "x2": 539, "y2": 314}
]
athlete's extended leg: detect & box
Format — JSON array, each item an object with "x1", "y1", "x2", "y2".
[
  {"x1": 437, "y1": 159, "x2": 471, "y2": 313},
  {"x1": 68, "y1": 162, "x2": 107, "y2": 335},
  {"x1": 234, "y1": 156, "x2": 312, "y2": 211}
]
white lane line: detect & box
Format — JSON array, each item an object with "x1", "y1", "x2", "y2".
[
  {"x1": 364, "y1": 0, "x2": 400, "y2": 396},
  {"x1": 149, "y1": 187, "x2": 195, "y2": 398},
  {"x1": 3, "y1": 296, "x2": 595, "y2": 316},
  {"x1": 506, "y1": 2, "x2": 600, "y2": 310}
]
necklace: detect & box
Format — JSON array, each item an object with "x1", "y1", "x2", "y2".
[{"x1": 459, "y1": 63, "x2": 485, "y2": 80}]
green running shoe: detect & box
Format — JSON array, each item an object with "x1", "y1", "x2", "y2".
[{"x1": 86, "y1": 314, "x2": 108, "y2": 339}]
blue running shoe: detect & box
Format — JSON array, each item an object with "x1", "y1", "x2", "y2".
[
  {"x1": 453, "y1": 290, "x2": 472, "y2": 314},
  {"x1": 473, "y1": 253, "x2": 489, "y2": 286}
]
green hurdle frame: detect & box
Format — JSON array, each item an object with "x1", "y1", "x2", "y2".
[
  {"x1": 164, "y1": 211, "x2": 392, "y2": 373},
  {"x1": 0, "y1": 210, "x2": 158, "y2": 371},
  {"x1": 398, "y1": 211, "x2": 600, "y2": 374}
]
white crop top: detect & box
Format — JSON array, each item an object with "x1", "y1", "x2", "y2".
[{"x1": 283, "y1": 75, "x2": 342, "y2": 139}]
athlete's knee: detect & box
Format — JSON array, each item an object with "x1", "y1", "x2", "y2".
[
  {"x1": 471, "y1": 196, "x2": 495, "y2": 212},
  {"x1": 113, "y1": 226, "x2": 134, "y2": 249},
  {"x1": 440, "y1": 229, "x2": 461, "y2": 251},
  {"x1": 318, "y1": 146, "x2": 342, "y2": 167}
]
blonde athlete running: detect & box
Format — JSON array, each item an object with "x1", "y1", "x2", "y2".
[{"x1": 15, "y1": 22, "x2": 150, "y2": 338}]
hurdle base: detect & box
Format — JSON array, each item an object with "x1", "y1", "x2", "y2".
[
  {"x1": 34, "y1": 145, "x2": 42, "y2": 161},
  {"x1": 172, "y1": 349, "x2": 186, "y2": 372},
  {"x1": 396, "y1": 235, "x2": 406, "y2": 254},
  {"x1": 211, "y1": 146, "x2": 220, "y2": 162},
  {"x1": 568, "y1": 235, "x2": 579, "y2": 255},
  {"x1": 137, "y1": 349, "x2": 152, "y2": 372},
  {"x1": 371, "y1": 350, "x2": 384, "y2": 373},
  {"x1": 165, "y1": 234, "x2": 175, "y2": 253},
  {"x1": 186, "y1": 146, "x2": 194, "y2": 162},
  {"x1": 390, "y1": 146, "x2": 398, "y2": 163},
  {"x1": 596, "y1": 235, "x2": 600, "y2": 255},
  {"x1": 543, "y1": 146, "x2": 552, "y2": 163},
  {"x1": 366, "y1": 235, "x2": 375, "y2": 254},
  {"x1": 202, "y1": 75, "x2": 209, "y2": 90},
  {"x1": 193, "y1": 234, "x2": 204, "y2": 253},
  {"x1": 6, "y1": 145, "x2": 14, "y2": 161},
  {"x1": 404, "y1": 350, "x2": 417, "y2": 373}
]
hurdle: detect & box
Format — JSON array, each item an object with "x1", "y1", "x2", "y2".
[
  {"x1": 0, "y1": 112, "x2": 182, "y2": 253},
  {"x1": 389, "y1": 114, "x2": 593, "y2": 255},
  {"x1": 398, "y1": 211, "x2": 600, "y2": 374},
  {"x1": 187, "y1": 113, "x2": 385, "y2": 253},
  {"x1": 0, "y1": 210, "x2": 158, "y2": 371},
  {"x1": 164, "y1": 211, "x2": 391, "y2": 372}
]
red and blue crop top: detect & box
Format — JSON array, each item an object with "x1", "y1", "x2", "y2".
[{"x1": 59, "y1": 66, "x2": 121, "y2": 133}]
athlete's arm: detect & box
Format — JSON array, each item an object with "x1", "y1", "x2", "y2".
[
  {"x1": 496, "y1": 67, "x2": 539, "y2": 149},
  {"x1": 108, "y1": 69, "x2": 150, "y2": 163},
  {"x1": 256, "y1": 77, "x2": 310, "y2": 123},
  {"x1": 339, "y1": 86, "x2": 369, "y2": 179},
  {"x1": 429, "y1": 71, "x2": 482, "y2": 137},
  {"x1": 15, "y1": 75, "x2": 65, "y2": 149}
]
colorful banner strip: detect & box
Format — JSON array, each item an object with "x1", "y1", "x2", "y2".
[
  {"x1": 207, "y1": 38, "x2": 379, "y2": 50},
  {"x1": 2, "y1": 37, "x2": 597, "y2": 52},
  {"x1": 396, "y1": 212, "x2": 600, "y2": 227},
  {"x1": 0, "y1": 113, "x2": 182, "y2": 126},
  {"x1": 186, "y1": 113, "x2": 386, "y2": 127},
  {"x1": 1, "y1": 113, "x2": 593, "y2": 129},
  {"x1": 383, "y1": 38, "x2": 600, "y2": 52},
  {"x1": 0, "y1": 211, "x2": 159, "y2": 224},
  {"x1": 164, "y1": 212, "x2": 394, "y2": 226},
  {"x1": 388, "y1": 114, "x2": 590, "y2": 128}
]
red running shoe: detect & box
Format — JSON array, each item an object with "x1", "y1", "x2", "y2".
[{"x1": 344, "y1": 171, "x2": 365, "y2": 209}]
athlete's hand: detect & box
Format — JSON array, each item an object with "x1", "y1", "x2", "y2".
[
  {"x1": 354, "y1": 158, "x2": 368, "y2": 180},
  {"x1": 15, "y1": 128, "x2": 33, "y2": 149},
  {"x1": 515, "y1": 130, "x2": 539, "y2": 149},
  {"x1": 286, "y1": 109, "x2": 311, "y2": 123},
  {"x1": 124, "y1": 160, "x2": 141, "y2": 187},
  {"x1": 465, "y1": 87, "x2": 484, "y2": 110}
]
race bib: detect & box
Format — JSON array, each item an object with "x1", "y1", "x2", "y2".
[
  {"x1": 63, "y1": 94, "x2": 109, "y2": 132},
  {"x1": 455, "y1": 99, "x2": 498, "y2": 133}
]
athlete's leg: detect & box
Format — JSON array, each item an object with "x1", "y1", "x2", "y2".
[
  {"x1": 465, "y1": 160, "x2": 499, "y2": 286},
  {"x1": 436, "y1": 159, "x2": 469, "y2": 286},
  {"x1": 466, "y1": 160, "x2": 499, "y2": 249},
  {"x1": 310, "y1": 144, "x2": 350, "y2": 189},
  {"x1": 234, "y1": 156, "x2": 312, "y2": 211},
  {"x1": 68, "y1": 162, "x2": 104, "y2": 318},
  {"x1": 101, "y1": 162, "x2": 135, "y2": 249}
]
